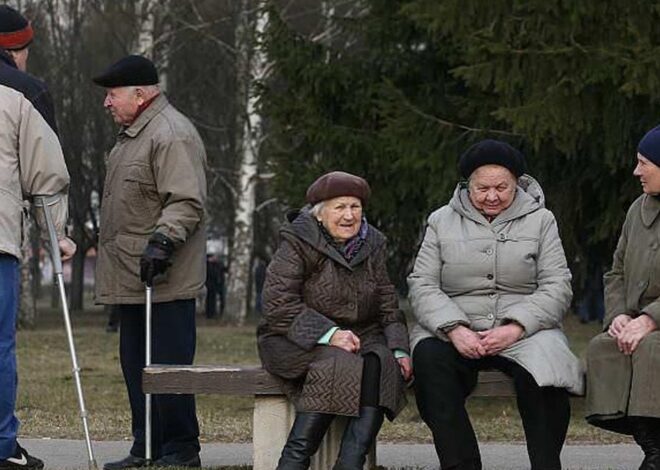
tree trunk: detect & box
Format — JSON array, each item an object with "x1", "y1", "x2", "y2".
[
  {"x1": 69, "y1": 224, "x2": 86, "y2": 312},
  {"x1": 225, "y1": 1, "x2": 268, "y2": 325}
]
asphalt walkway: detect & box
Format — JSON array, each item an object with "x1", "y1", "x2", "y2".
[{"x1": 21, "y1": 439, "x2": 643, "y2": 469}]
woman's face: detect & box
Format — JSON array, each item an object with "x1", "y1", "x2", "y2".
[
  {"x1": 633, "y1": 153, "x2": 660, "y2": 195},
  {"x1": 468, "y1": 164, "x2": 517, "y2": 218},
  {"x1": 317, "y1": 196, "x2": 363, "y2": 242}
]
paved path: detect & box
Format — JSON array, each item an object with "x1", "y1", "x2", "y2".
[{"x1": 22, "y1": 439, "x2": 643, "y2": 469}]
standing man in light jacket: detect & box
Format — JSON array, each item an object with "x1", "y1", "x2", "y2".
[
  {"x1": 0, "y1": 5, "x2": 76, "y2": 470},
  {"x1": 92, "y1": 55, "x2": 207, "y2": 470}
]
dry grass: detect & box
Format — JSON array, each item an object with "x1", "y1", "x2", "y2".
[{"x1": 16, "y1": 297, "x2": 631, "y2": 445}]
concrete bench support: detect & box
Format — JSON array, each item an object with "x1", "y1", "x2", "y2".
[{"x1": 253, "y1": 396, "x2": 375, "y2": 470}]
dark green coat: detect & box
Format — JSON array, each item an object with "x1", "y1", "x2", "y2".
[{"x1": 586, "y1": 194, "x2": 660, "y2": 434}]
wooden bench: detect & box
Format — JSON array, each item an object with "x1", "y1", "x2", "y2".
[{"x1": 143, "y1": 365, "x2": 517, "y2": 469}]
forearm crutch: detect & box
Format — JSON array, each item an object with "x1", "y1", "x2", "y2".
[
  {"x1": 36, "y1": 196, "x2": 98, "y2": 470},
  {"x1": 145, "y1": 283, "x2": 153, "y2": 464}
]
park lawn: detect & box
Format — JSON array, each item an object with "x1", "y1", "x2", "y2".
[{"x1": 16, "y1": 303, "x2": 631, "y2": 445}]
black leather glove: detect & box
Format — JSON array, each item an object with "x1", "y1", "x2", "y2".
[{"x1": 140, "y1": 233, "x2": 174, "y2": 286}]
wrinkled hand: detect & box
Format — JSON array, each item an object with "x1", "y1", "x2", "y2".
[
  {"x1": 140, "y1": 233, "x2": 174, "y2": 286},
  {"x1": 397, "y1": 356, "x2": 413, "y2": 381},
  {"x1": 447, "y1": 325, "x2": 486, "y2": 359},
  {"x1": 608, "y1": 313, "x2": 633, "y2": 338},
  {"x1": 58, "y1": 237, "x2": 76, "y2": 262},
  {"x1": 616, "y1": 314, "x2": 657, "y2": 355},
  {"x1": 477, "y1": 323, "x2": 524, "y2": 356},
  {"x1": 330, "y1": 329, "x2": 361, "y2": 353}
]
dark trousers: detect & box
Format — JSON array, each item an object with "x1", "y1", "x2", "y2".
[
  {"x1": 117, "y1": 300, "x2": 200, "y2": 459},
  {"x1": 413, "y1": 338, "x2": 570, "y2": 470}
]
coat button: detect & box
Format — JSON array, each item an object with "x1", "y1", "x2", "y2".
[
  {"x1": 487, "y1": 314, "x2": 494, "y2": 319},
  {"x1": 487, "y1": 274, "x2": 494, "y2": 280},
  {"x1": 486, "y1": 248, "x2": 494, "y2": 255},
  {"x1": 498, "y1": 233, "x2": 506, "y2": 240},
  {"x1": 489, "y1": 293, "x2": 497, "y2": 298}
]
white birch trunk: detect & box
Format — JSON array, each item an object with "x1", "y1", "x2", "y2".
[
  {"x1": 135, "y1": 0, "x2": 170, "y2": 92},
  {"x1": 225, "y1": 2, "x2": 269, "y2": 325}
]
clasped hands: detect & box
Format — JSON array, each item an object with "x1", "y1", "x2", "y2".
[
  {"x1": 608, "y1": 313, "x2": 657, "y2": 355},
  {"x1": 329, "y1": 329, "x2": 413, "y2": 381},
  {"x1": 448, "y1": 323, "x2": 524, "y2": 360}
]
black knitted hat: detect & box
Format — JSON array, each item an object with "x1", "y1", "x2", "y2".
[
  {"x1": 0, "y1": 5, "x2": 33, "y2": 50},
  {"x1": 92, "y1": 55, "x2": 159, "y2": 87},
  {"x1": 459, "y1": 139, "x2": 527, "y2": 178}
]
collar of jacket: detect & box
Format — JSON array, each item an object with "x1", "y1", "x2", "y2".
[
  {"x1": 0, "y1": 48, "x2": 16, "y2": 68},
  {"x1": 120, "y1": 93, "x2": 169, "y2": 138},
  {"x1": 641, "y1": 194, "x2": 660, "y2": 228},
  {"x1": 282, "y1": 209, "x2": 385, "y2": 270},
  {"x1": 450, "y1": 174, "x2": 544, "y2": 227}
]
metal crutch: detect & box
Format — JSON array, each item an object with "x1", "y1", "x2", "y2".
[
  {"x1": 145, "y1": 282, "x2": 153, "y2": 464},
  {"x1": 36, "y1": 195, "x2": 98, "y2": 470}
]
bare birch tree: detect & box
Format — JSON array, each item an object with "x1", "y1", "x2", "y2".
[{"x1": 225, "y1": 0, "x2": 269, "y2": 325}]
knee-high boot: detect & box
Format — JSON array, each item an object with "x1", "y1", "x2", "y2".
[
  {"x1": 332, "y1": 407, "x2": 384, "y2": 470},
  {"x1": 277, "y1": 412, "x2": 335, "y2": 470},
  {"x1": 633, "y1": 418, "x2": 660, "y2": 470}
]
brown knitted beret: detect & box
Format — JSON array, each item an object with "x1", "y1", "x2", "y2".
[{"x1": 305, "y1": 171, "x2": 371, "y2": 206}]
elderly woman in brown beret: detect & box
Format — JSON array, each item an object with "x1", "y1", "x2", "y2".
[{"x1": 257, "y1": 171, "x2": 412, "y2": 470}]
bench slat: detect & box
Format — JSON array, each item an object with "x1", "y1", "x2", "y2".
[{"x1": 143, "y1": 365, "x2": 517, "y2": 397}]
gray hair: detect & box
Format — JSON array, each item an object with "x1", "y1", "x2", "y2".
[{"x1": 309, "y1": 201, "x2": 325, "y2": 218}]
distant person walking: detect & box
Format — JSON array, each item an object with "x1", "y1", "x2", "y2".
[
  {"x1": 92, "y1": 55, "x2": 207, "y2": 469},
  {"x1": 586, "y1": 126, "x2": 660, "y2": 470},
  {"x1": 0, "y1": 5, "x2": 76, "y2": 469},
  {"x1": 205, "y1": 254, "x2": 225, "y2": 319}
]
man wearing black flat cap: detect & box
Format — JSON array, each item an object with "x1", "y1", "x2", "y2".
[{"x1": 93, "y1": 55, "x2": 206, "y2": 469}]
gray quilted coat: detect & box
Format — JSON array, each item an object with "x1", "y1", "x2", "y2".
[
  {"x1": 257, "y1": 210, "x2": 409, "y2": 419},
  {"x1": 408, "y1": 175, "x2": 584, "y2": 394}
]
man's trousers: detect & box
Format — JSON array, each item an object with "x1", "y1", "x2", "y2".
[
  {"x1": 116, "y1": 300, "x2": 200, "y2": 460},
  {"x1": 0, "y1": 254, "x2": 19, "y2": 459}
]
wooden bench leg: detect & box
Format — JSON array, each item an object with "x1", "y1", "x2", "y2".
[{"x1": 253, "y1": 396, "x2": 376, "y2": 470}]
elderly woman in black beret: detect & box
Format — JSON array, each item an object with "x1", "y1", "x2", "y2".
[
  {"x1": 257, "y1": 171, "x2": 412, "y2": 470},
  {"x1": 408, "y1": 140, "x2": 583, "y2": 470}
]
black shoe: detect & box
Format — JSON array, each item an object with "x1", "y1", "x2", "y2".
[
  {"x1": 103, "y1": 455, "x2": 147, "y2": 470},
  {"x1": 0, "y1": 444, "x2": 44, "y2": 470},
  {"x1": 153, "y1": 453, "x2": 200, "y2": 468},
  {"x1": 333, "y1": 407, "x2": 385, "y2": 470}
]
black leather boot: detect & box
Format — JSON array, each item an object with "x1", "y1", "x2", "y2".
[
  {"x1": 633, "y1": 418, "x2": 660, "y2": 470},
  {"x1": 333, "y1": 407, "x2": 385, "y2": 470},
  {"x1": 276, "y1": 412, "x2": 335, "y2": 470}
]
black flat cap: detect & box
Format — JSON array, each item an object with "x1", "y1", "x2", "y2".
[
  {"x1": 459, "y1": 139, "x2": 526, "y2": 178},
  {"x1": 92, "y1": 55, "x2": 159, "y2": 87}
]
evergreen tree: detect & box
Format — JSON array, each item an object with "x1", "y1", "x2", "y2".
[{"x1": 262, "y1": 0, "x2": 660, "y2": 288}]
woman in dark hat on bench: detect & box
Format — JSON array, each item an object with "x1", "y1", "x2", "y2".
[
  {"x1": 586, "y1": 126, "x2": 660, "y2": 470},
  {"x1": 408, "y1": 140, "x2": 583, "y2": 470},
  {"x1": 257, "y1": 171, "x2": 412, "y2": 470}
]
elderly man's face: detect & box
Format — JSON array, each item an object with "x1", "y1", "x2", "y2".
[
  {"x1": 468, "y1": 164, "x2": 517, "y2": 218},
  {"x1": 633, "y1": 153, "x2": 660, "y2": 195},
  {"x1": 316, "y1": 196, "x2": 362, "y2": 243},
  {"x1": 103, "y1": 86, "x2": 140, "y2": 126}
]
